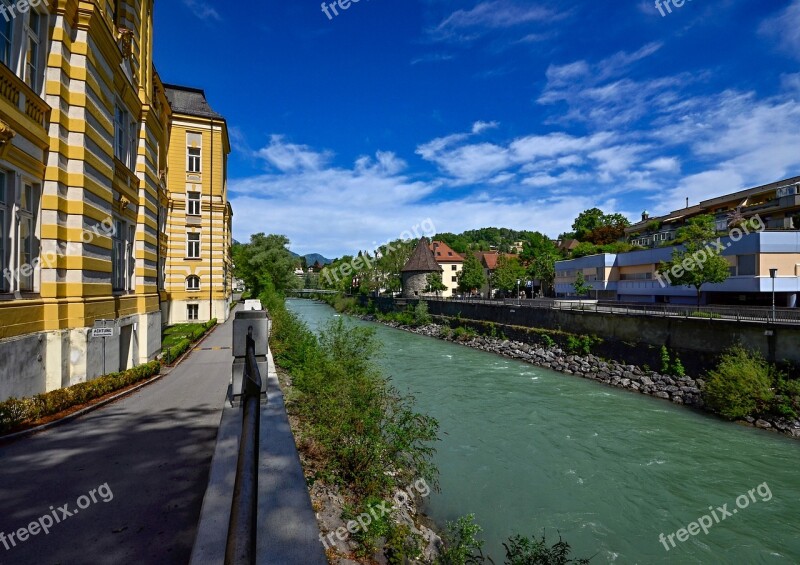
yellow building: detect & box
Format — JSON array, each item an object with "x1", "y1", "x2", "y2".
[
  {"x1": 161, "y1": 85, "x2": 232, "y2": 325},
  {"x1": 0, "y1": 1, "x2": 232, "y2": 402}
]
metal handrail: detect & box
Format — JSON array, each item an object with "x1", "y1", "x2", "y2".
[{"x1": 225, "y1": 327, "x2": 263, "y2": 565}]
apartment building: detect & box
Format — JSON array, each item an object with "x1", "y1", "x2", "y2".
[
  {"x1": 430, "y1": 240, "x2": 463, "y2": 298},
  {"x1": 555, "y1": 177, "x2": 800, "y2": 306},
  {"x1": 161, "y1": 85, "x2": 232, "y2": 325},
  {"x1": 0, "y1": 1, "x2": 231, "y2": 402}
]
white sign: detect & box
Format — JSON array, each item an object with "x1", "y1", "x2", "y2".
[{"x1": 92, "y1": 328, "x2": 114, "y2": 338}]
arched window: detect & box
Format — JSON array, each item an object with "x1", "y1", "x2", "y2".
[{"x1": 186, "y1": 275, "x2": 200, "y2": 291}]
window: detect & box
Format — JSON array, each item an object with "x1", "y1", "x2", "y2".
[
  {"x1": 187, "y1": 304, "x2": 199, "y2": 321},
  {"x1": 111, "y1": 219, "x2": 135, "y2": 292},
  {"x1": 187, "y1": 132, "x2": 202, "y2": 173},
  {"x1": 451, "y1": 265, "x2": 457, "y2": 271},
  {"x1": 18, "y1": 183, "x2": 35, "y2": 291},
  {"x1": 186, "y1": 275, "x2": 200, "y2": 291},
  {"x1": 115, "y1": 105, "x2": 129, "y2": 162},
  {"x1": 187, "y1": 191, "x2": 201, "y2": 216},
  {"x1": 0, "y1": 1, "x2": 11, "y2": 67},
  {"x1": 737, "y1": 254, "x2": 756, "y2": 276},
  {"x1": 451, "y1": 276, "x2": 457, "y2": 283},
  {"x1": 0, "y1": 171, "x2": 6, "y2": 292},
  {"x1": 187, "y1": 232, "x2": 200, "y2": 259},
  {"x1": 24, "y1": 10, "x2": 41, "y2": 91}
]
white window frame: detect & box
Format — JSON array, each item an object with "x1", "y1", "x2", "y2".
[
  {"x1": 24, "y1": 9, "x2": 41, "y2": 91},
  {"x1": 187, "y1": 232, "x2": 200, "y2": 259},
  {"x1": 187, "y1": 303, "x2": 199, "y2": 321},
  {"x1": 0, "y1": 170, "x2": 7, "y2": 292},
  {"x1": 0, "y1": 1, "x2": 12, "y2": 68},
  {"x1": 111, "y1": 219, "x2": 135, "y2": 292},
  {"x1": 187, "y1": 146, "x2": 201, "y2": 173},
  {"x1": 186, "y1": 275, "x2": 200, "y2": 291},
  {"x1": 115, "y1": 104, "x2": 129, "y2": 163},
  {"x1": 187, "y1": 191, "x2": 201, "y2": 216}
]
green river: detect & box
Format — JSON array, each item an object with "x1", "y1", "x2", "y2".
[{"x1": 287, "y1": 299, "x2": 800, "y2": 564}]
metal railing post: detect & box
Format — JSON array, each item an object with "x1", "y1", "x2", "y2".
[{"x1": 226, "y1": 311, "x2": 269, "y2": 565}]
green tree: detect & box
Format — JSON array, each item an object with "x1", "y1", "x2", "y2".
[
  {"x1": 571, "y1": 208, "x2": 630, "y2": 242},
  {"x1": 426, "y1": 272, "x2": 447, "y2": 296},
  {"x1": 520, "y1": 233, "x2": 561, "y2": 297},
  {"x1": 493, "y1": 255, "x2": 526, "y2": 295},
  {"x1": 572, "y1": 272, "x2": 592, "y2": 297},
  {"x1": 657, "y1": 215, "x2": 730, "y2": 307},
  {"x1": 571, "y1": 242, "x2": 601, "y2": 258},
  {"x1": 458, "y1": 254, "x2": 487, "y2": 294},
  {"x1": 232, "y1": 233, "x2": 300, "y2": 297}
]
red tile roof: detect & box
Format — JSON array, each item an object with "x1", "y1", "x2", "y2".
[{"x1": 429, "y1": 241, "x2": 464, "y2": 263}]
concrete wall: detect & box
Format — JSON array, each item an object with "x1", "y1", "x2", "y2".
[
  {"x1": 0, "y1": 334, "x2": 46, "y2": 400},
  {"x1": 372, "y1": 297, "x2": 800, "y2": 366},
  {"x1": 0, "y1": 310, "x2": 164, "y2": 401}
]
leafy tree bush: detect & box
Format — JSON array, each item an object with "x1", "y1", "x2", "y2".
[
  {"x1": 0, "y1": 360, "x2": 162, "y2": 434},
  {"x1": 704, "y1": 346, "x2": 775, "y2": 420},
  {"x1": 414, "y1": 301, "x2": 433, "y2": 326},
  {"x1": 437, "y1": 515, "x2": 486, "y2": 565},
  {"x1": 504, "y1": 532, "x2": 591, "y2": 564}
]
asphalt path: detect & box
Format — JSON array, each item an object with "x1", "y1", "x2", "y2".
[{"x1": 0, "y1": 313, "x2": 236, "y2": 565}]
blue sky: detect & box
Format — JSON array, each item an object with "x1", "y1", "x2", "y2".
[{"x1": 154, "y1": 0, "x2": 800, "y2": 258}]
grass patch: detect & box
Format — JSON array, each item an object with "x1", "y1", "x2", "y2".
[{"x1": 161, "y1": 319, "x2": 217, "y2": 364}]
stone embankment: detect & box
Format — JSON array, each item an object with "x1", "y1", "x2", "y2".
[{"x1": 364, "y1": 317, "x2": 800, "y2": 440}]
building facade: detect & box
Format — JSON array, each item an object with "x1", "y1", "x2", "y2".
[
  {"x1": 430, "y1": 240, "x2": 463, "y2": 298},
  {"x1": 161, "y1": 85, "x2": 232, "y2": 325},
  {"x1": 0, "y1": 1, "x2": 232, "y2": 402},
  {"x1": 555, "y1": 176, "x2": 800, "y2": 306}
]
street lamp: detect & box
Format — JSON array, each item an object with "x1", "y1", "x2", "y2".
[
  {"x1": 770, "y1": 268, "x2": 778, "y2": 322},
  {"x1": 517, "y1": 279, "x2": 521, "y2": 306}
]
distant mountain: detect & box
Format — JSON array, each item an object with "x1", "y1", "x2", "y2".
[{"x1": 289, "y1": 251, "x2": 332, "y2": 266}]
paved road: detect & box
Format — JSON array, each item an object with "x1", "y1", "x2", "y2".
[{"x1": 0, "y1": 313, "x2": 236, "y2": 565}]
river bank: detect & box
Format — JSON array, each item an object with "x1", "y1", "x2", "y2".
[{"x1": 358, "y1": 313, "x2": 800, "y2": 440}]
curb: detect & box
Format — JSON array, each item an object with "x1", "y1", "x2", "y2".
[{"x1": 0, "y1": 322, "x2": 222, "y2": 446}]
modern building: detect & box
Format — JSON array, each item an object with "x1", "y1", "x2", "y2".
[
  {"x1": 430, "y1": 240, "x2": 463, "y2": 298},
  {"x1": 0, "y1": 1, "x2": 232, "y2": 402},
  {"x1": 626, "y1": 176, "x2": 800, "y2": 248},
  {"x1": 161, "y1": 85, "x2": 232, "y2": 325},
  {"x1": 555, "y1": 177, "x2": 800, "y2": 306}
]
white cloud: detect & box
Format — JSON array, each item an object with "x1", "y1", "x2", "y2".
[
  {"x1": 429, "y1": 1, "x2": 564, "y2": 43},
  {"x1": 256, "y1": 135, "x2": 333, "y2": 173},
  {"x1": 760, "y1": 0, "x2": 800, "y2": 60},
  {"x1": 182, "y1": 0, "x2": 221, "y2": 21}
]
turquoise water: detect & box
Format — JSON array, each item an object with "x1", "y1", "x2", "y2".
[{"x1": 287, "y1": 299, "x2": 800, "y2": 564}]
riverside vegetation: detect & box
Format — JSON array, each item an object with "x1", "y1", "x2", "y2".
[
  {"x1": 233, "y1": 233, "x2": 593, "y2": 564},
  {"x1": 322, "y1": 294, "x2": 800, "y2": 439}
]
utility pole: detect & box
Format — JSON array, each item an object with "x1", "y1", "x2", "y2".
[{"x1": 770, "y1": 268, "x2": 778, "y2": 322}]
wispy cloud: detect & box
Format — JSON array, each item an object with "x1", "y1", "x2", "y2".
[
  {"x1": 182, "y1": 0, "x2": 221, "y2": 21},
  {"x1": 759, "y1": 0, "x2": 800, "y2": 60},
  {"x1": 429, "y1": 1, "x2": 564, "y2": 43}
]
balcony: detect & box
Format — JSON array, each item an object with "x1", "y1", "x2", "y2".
[{"x1": 0, "y1": 62, "x2": 50, "y2": 144}]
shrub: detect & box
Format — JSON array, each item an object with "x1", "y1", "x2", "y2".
[
  {"x1": 0, "y1": 360, "x2": 161, "y2": 435},
  {"x1": 704, "y1": 346, "x2": 775, "y2": 420},
  {"x1": 540, "y1": 334, "x2": 556, "y2": 349},
  {"x1": 437, "y1": 515, "x2": 485, "y2": 565},
  {"x1": 567, "y1": 335, "x2": 600, "y2": 355},
  {"x1": 453, "y1": 326, "x2": 477, "y2": 341},
  {"x1": 504, "y1": 531, "x2": 591, "y2": 564},
  {"x1": 660, "y1": 346, "x2": 671, "y2": 374},
  {"x1": 413, "y1": 301, "x2": 432, "y2": 326}
]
